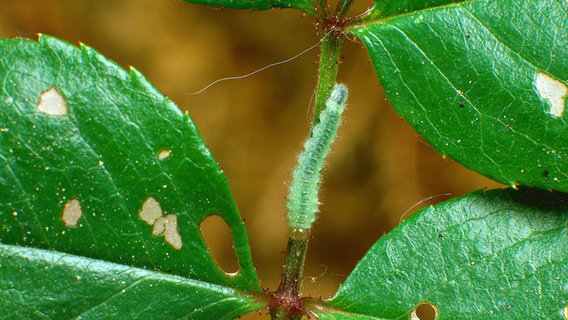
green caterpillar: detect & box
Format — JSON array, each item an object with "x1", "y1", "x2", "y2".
[{"x1": 286, "y1": 84, "x2": 348, "y2": 230}]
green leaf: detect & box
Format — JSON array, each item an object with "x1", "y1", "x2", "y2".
[
  {"x1": 362, "y1": 0, "x2": 466, "y2": 20},
  {"x1": 309, "y1": 188, "x2": 568, "y2": 319},
  {"x1": 0, "y1": 35, "x2": 262, "y2": 303},
  {"x1": 181, "y1": 0, "x2": 317, "y2": 17},
  {"x1": 0, "y1": 244, "x2": 264, "y2": 319},
  {"x1": 350, "y1": 0, "x2": 568, "y2": 191}
]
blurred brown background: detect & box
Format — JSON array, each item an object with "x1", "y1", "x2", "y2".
[{"x1": 0, "y1": 1, "x2": 502, "y2": 318}]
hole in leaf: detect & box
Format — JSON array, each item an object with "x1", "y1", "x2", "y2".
[
  {"x1": 199, "y1": 215, "x2": 240, "y2": 276},
  {"x1": 411, "y1": 302, "x2": 438, "y2": 320}
]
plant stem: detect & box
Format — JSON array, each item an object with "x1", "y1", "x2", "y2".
[
  {"x1": 269, "y1": 31, "x2": 344, "y2": 319},
  {"x1": 312, "y1": 33, "x2": 344, "y2": 126},
  {"x1": 279, "y1": 228, "x2": 310, "y2": 298},
  {"x1": 335, "y1": 0, "x2": 354, "y2": 19},
  {"x1": 270, "y1": 228, "x2": 310, "y2": 320},
  {"x1": 317, "y1": 0, "x2": 329, "y2": 18}
]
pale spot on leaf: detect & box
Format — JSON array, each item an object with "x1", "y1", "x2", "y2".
[
  {"x1": 152, "y1": 216, "x2": 166, "y2": 235},
  {"x1": 37, "y1": 88, "x2": 68, "y2": 116},
  {"x1": 62, "y1": 199, "x2": 82, "y2": 227},
  {"x1": 139, "y1": 197, "x2": 162, "y2": 225},
  {"x1": 140, "y1": 198, "x2": 182, "y2": 250},
  {"x1": 152, "y1": 215, "x2": 182, "y2": 249},
  {"x1": 163, "y1": 214, "x2": 182, "y2": 250},
  {"x1": 158, "y1": 149, "x2": 171, "y2": 160},
  {"x1": 535, "y1": 72, "x2": 567, "y2": 117}
]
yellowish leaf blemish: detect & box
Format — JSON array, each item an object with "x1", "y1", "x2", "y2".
[
  {"x1": 139, "y1": 197, "x2": 162, "y2": 225},
  {"x1": 37, "y1": 88, "x2": 68, "y2": 116},
  {"x1": 158, "y1": 149, "x2": 171, "y2": 160},
  {"x1": 163, "y1": 214, "x2": 182, "y2": 250},
  {"x1": 535, "y1": 72, "x2": 567, "y2": 117},
  {"x1": 139, "y1": 197, "x2": 182, "y2": 250},
  {"x1": 62, "y1": 199, "x2": 82, "y2": 227},
  {"x1": 151, "y1": 214, "x2": 182, "y2": 249},
  {"x1": 152, "y1": 216, "x2": 166, "y2": 235}
]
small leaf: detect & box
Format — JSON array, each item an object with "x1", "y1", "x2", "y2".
[
  {"x1": 309, "y1": 188, "x2": 568, "y2": 319},
  {"x1": 350, "y1": 0, "x2": 568, "y2": 191},
  {"x1": 0, "y1": 244, "x2": 264, "y2": 319},
  {"x1": 181, "y1": 0, "x2": 317, "y2": 17},
  {"x1": 0, "y1": 35, "x2": 261, "y2": 302}
]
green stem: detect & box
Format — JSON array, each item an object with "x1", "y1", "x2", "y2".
[
  {"x1": 312, "y1": 34, "x2": 344, "y2": 126},
  {"x1": 270, "y1": 228, "x2": 310, "y2": 320},
  {"x1": 317, "y1": 0, "x2": 329, "y2": 18},
  {"x1": 335, "y1": 0, "x2": 354, "y2": 18},
  {"x1": 269, "y1": 31, "x2": 344, "y2": 320}
]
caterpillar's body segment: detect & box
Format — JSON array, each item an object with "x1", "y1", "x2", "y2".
[{"x1": 286, "y1": 84, "x2": 348, "y2": 229}]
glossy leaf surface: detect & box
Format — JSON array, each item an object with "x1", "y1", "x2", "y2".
[
  {"x1": 351, "y1": 0, "x2": 568, "y2": 191},
  {"x1": 181, "y1": 0, "x2": 317, "y2": 17},
  {"x1": 0, "y1": 244, "x2": 263, "y2": 319},
  {"x1": 363, "y1": 0, "x2": 465, "y2": 20},
  {"x1": 311, "y1": 188, "x2": 568, "y2": 319},
  {"x1": 0, "y1": 35, "x2": 261, "y2": 302}
]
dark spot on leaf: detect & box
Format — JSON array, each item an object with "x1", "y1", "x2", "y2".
[
  {"x1": 506, "y1": 305, "x2": 511, "y2": 310},
  {"x1": 543, "y1": 170, "x2": 549, "y2": 180},
  {"x1": 466, "y1": 34, "x2": 471, "y2": 39},
  {"x1": 459, "y1": 101, "x2": 465, "y2": 108},
  {"x1": 438, "y1": 233, "x2": 444, "y2": 239}
]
